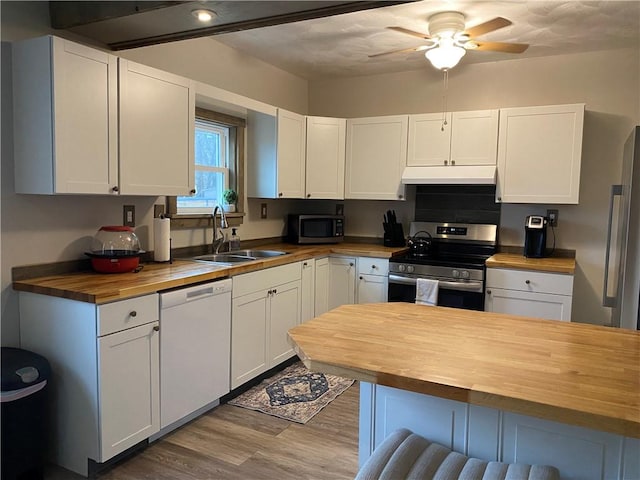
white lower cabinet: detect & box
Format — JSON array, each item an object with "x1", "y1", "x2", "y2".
[
  {"x1": 231, "y1": 262, "x2": 302, "y2": 389},
  {"x1": 485, "y1": 267, "x2": 574, "y2": 321},
  {"x1": 329, "y1": 256, "x2": 390, "y2": 308},
  {"x1": 328, "y1": 256, "x2": 356, "y2": 309},
  {"x1": 360, "y1": 383, "x2": 639, "y2": 480},
  {"x1": 301, "y1": 259, "x2": 316, "y2": 322},
  {"x1": 18, "y1": 292, "x2": 160, "y2": 476},
  {"x1": 357, "y1": 257, "x2": 389, "y2": 303},
  {"x1": 314, "y1": 257, "x2": 330, "y2": 316}
]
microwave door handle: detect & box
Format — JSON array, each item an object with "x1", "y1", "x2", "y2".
[
  {"x1": 603, "y1": 184, "x2": 623, "y2": 308},
  {"x1": 388, "y1": 274, "x2": 483, "y2": 293}
]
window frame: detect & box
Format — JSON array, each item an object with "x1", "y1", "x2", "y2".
[{"x1": 167, "y1": 107, "x2": 245, "y2": 228}]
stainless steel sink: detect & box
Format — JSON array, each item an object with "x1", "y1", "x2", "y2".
[
  {"x1": 191, "y1": 254, "x2": 255, "y2": 264},
  {"x1": 189, "y1": 250, "x2": 288, "y2": 265},
  {"x1": 227, "y1": 249, "x2": 289, "y2": 258}
]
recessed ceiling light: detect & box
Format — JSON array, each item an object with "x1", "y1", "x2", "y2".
[{"x1": 191, "y1": 9, "x2": 216, "y2": 22}]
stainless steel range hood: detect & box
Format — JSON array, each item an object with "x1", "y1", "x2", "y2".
[
  {"x1": 401, "y1": 166, "x2": 497, "y2": 185},
  {"x1": 49, "y1": 1, "x2": 404, "y2": 50}
]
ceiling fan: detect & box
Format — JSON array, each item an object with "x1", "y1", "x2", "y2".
[{"x1": 370, "y1": 11, "x2": 529, "y2": 70}]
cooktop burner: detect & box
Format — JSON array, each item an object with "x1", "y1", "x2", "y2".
[{"x1": 392, "y1": 222, "x2": 498, "y2": 269}]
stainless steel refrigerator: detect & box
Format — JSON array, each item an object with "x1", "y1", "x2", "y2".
[{"x1": 603, "y1": 126, "x2": 640, "y2": 329}]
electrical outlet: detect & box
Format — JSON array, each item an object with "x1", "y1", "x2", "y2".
[
  {"x1": 123, "y1": 205, "x2": 135, "y2": 227},
  {"x1": 260, "y1": 203, "x2": 268, "y2": 219},
  {"x1": 154, "y1": 204, "x2": 165, "y2": 218},
  {"x1": 547, "y1": 209, "x2": 558, "y2": 227}
]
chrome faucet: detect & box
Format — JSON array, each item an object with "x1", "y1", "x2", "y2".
[{"x1": 212, "y1": 205, "x2": 229, "y2": 254}]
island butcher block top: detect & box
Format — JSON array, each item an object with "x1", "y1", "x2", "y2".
[{"x1": 288, "y1": 302, "x2": 640, "y2": 439}]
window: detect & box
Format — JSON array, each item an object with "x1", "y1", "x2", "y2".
[
  {"x1": 177, "y1": 119, "x2": 230, "y2": 214},
  {"x1": 168, "y1": 107, "x2": 245, "y2": 223}
]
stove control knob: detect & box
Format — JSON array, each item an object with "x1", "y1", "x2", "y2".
[
  {"x1": 461, "y1": 270, "x2": 470, "y2": 279},
  {"x1": 407, "y1": 265, "x2": 415, "y2": 274},
  {"x1": 452, "y1": 269, "x2": 460, "y2": 278},
  {"x1": 398, "y1": 264, "x2": 406, "y2": 273}
]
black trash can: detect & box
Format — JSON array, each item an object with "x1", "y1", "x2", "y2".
[{"x1": 1, "y1": 347, "x2": 51, "y2": 480}]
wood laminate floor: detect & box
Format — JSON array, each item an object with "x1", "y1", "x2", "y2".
[{"x1": 46, "y1": 382, "x2": 359, "y2": 480}]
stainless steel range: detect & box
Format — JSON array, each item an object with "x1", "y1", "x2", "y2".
[{"x1": 388, "y1": 222, "x2": 498, "y2": 310}]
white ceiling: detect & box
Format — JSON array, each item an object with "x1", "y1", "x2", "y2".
[{"x1": 213, "y1": 0, "x2": 640, "y2": 79}]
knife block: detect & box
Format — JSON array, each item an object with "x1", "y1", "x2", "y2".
[{"x1": 383, "y1": 223, "x2": 405, "y2": 247}]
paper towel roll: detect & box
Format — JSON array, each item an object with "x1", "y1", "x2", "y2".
[{"x1": 153, "y1": 217, "x2": 171, "y2": 262}]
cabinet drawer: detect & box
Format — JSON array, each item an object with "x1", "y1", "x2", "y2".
[
  {"x1": 233, "y1": 262, "x2": 302, "y2": 298},
  {"x1": 486, "y1": 268, "x2": 573, "y2": 296},
  {"x1": 98, "y1": 294, "x2": 159, "y2": 336},
  {"x1": 357, "y1": 257, "x2": 389, "y2": 277}
]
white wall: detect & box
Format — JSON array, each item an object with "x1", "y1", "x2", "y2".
[{"x1": 309, "y1": 48, "x2": 640, "y2": 326}]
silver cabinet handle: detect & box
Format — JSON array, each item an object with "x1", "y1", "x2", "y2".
[
  {"x1": 130, "y1": 311, "x2": 137, "y2": 317},
  {"x1": 487, "y1": 290, "x2": 492, "y2": 295},
  {"x1": 153, "y1": 325, "x2": 159, "y2": 332},
  {"x1": 525, "y1": 280, "x2": 530, "y2": 285},
  {"x1": 603, "y1": 184, "x2": 623, "y2": 307}
]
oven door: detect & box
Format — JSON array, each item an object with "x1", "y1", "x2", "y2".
[{"x1": 388, "y1": 274, "x2": 485, "y2": 311}]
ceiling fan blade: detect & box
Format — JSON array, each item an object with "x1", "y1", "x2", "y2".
[
  {"x1": 369, "y1": 45, "x2": 428, "y2": 58},
  {"x1": 472, "y1": 41, "x2": 529, "y2": 54},
  {"x1": 387, "y1": 26, "x2": 431, "y2": 40},
  {"x1": 463, "y1": 17, "x2": 512, "y2": 38}
]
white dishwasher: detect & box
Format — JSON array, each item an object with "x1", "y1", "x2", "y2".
[{"x1": 159, "y1": 278, "x2": 232, "y2": 431}]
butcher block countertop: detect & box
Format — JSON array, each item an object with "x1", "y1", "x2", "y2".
[
  {"x1": 12, "y1": 243, "x2": 407, "y2": 304},
  {"x1": 288, "y1": 303, "x2": 640, "y2": 439},
  {"x1": 486, "y1": 253, "x2": 576, "y2": 274}
]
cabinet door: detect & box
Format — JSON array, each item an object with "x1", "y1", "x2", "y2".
[
  {"x1": 98, "y1": 321, "x2": 159, "y2": 461},
  {"x1": 276, "y1": 108, "x2": 306, "y2": 198},
  {"x1": 496, "y1": 104, "x2": 584, "y2": 204},
  {"x1": 345, "y1": 116, "x2": 408, "y2": 200},
  {"x1": 269, "y1": 280, "x2": 302, "y2": 366},
  {"x1": 301, "y1": 260, "x2": 316, "y2": 323},
  {"x1": 450, "y1": 110, "x2": 498, "y2": 166},
  {"x1": 357, "y1": 274, "x2": 388, "y2": 304},
  {"x1": 231, "y1": 290, "x2": 269, "y2": 389},
  {"x1": 407, "y1": 113, "x2": 451, "y2": 166},
  {"x1": 13, "y1": 36, "x2": 118, "y2": 194},
  {"x1": 315, "y1": 257, "x2": 330, "y2": 316},
  {"x1": 119, "y1": 59, "x2": 195, "y2": 196},
  {"x1": 328, "y1": 257, "x2": 356, "y2": 309},
  {"x1": 306, "y1": 116, "x2": 346, "y2": 199},
  {"x1": 485, "y1": 288, "x2": 572, "y2": 321}
]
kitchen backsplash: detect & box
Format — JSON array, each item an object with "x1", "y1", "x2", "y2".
[{"x1": 414, "y1": 185, "x2": 500, "y2": 225}]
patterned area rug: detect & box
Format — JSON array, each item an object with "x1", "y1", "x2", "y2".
[{"x1": 228, "y1": 362, "x2": 355, "y2": 424}]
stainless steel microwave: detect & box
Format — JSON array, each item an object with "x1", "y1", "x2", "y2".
[{"x1": 287, "y1": 214, "x2": 344, "y2": 244}]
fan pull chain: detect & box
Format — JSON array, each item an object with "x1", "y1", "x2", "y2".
[{"x1": 441, "y1": 69, "x2": 449, "y2": 131}]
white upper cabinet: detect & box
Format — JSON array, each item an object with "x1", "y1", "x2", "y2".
[
  {"x1": 345, "y1": 115, "x2": 408, "y2": 200},
  {"x1": 118, "y1": 59, "x2": 195, "y2": 196},
  {"x1": 277, "y1": 109, "x2": 307, "y2": 198},
  {"x1": 13, "y1": 36, "x2": 118, "y2": 194},
  {"x1": 247, "y1": 108, "x2": 306, "y2": 199},
  {"x1": 306, "y1": 116, "x2": 346, "y2": 199},
  {"x1": 496, "y1": 104, "x2": 585, "y2": 204},
  {"x1": 407, "y1": 110, "x2": 499, "y2": 167},
  {"x1": 12, "y1": 36, "x2": 195, "y2": 196}
]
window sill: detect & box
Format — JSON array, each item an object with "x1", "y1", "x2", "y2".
[{"x1": 169, "y1": 212, "x2": 245, "y2": 229}]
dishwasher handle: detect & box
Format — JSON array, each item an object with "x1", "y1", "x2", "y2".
[{"x1": 160, "y1": 278, "x2": 232, "y2": 309}]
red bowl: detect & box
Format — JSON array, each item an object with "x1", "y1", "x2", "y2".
[{"x1": 89, "y1": 255, "x2": 140, "y2": 273}]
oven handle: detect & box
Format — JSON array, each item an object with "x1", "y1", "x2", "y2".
[{"x1": 388, "y1": 274, "x2": 484, "y2": 293}]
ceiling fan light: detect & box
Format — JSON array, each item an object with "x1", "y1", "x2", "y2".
[{"x1": 425, "y1": 45, "x2": 466, "y2": 70}]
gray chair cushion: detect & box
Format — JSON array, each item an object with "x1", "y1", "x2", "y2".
[{"x1": 355, "y1": 428, "x2": 560, "y2": 480}]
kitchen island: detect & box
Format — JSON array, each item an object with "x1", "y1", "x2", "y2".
[{"x1": 288, "y1": 303, "x2": 640, "y2": 480}]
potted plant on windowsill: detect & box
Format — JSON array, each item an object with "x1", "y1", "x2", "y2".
[{"x1": 222, "y1": 189, "x2": 237, "y2": 213}]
